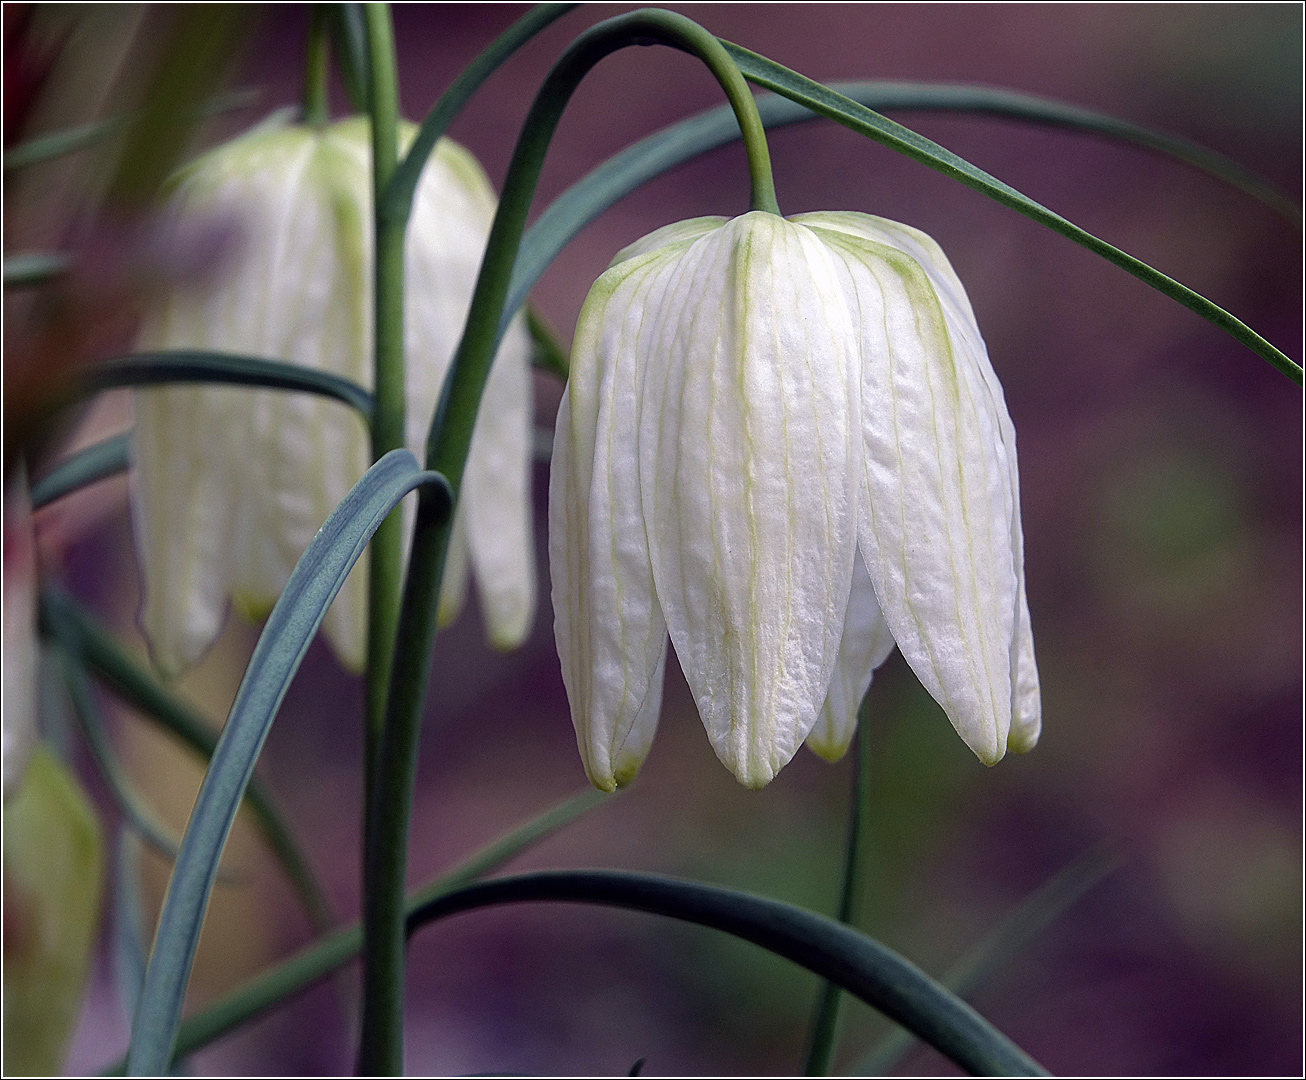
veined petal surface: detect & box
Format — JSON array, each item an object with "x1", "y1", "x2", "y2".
[
  {"x1": 799, "y1": 212, "x2": 1022, "y2": 764},
  {"x1": 806, "y1": 549, "x2": 897, "y2": 762},
  {"x1": 638, "y1": 213, "x2": 860, "y2": 787},
  {"x1": 550, "y1": 244, "x2": 688, "y2": 791}
]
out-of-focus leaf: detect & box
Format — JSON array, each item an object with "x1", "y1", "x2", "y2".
[
  {"x1": 3, "y1": 252, "x2": 70, "y2": 288},
  {"x1": 30, "y1": 432, "x2": 130, "y2": 510}
]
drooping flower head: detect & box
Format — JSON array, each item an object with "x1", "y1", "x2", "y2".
[
  {"x1": 131, "y1": 115, "x2": 535, "y2": 676},
  {"x1": 551, "y1": 210, "x2": 1039, "y2": 791}
]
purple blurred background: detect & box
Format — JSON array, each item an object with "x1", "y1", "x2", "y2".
[{"x1": 16, "y1": 4, "x2": 1300, "y2": 1076}]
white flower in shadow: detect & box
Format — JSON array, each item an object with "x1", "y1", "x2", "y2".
[{"x1": 131, "y1": 115, "x2": 535, "y2": 676}]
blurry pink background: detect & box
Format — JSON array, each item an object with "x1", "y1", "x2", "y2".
[{"x1": 13, "y1": 4, "x2": 1299, "y2": 1076}]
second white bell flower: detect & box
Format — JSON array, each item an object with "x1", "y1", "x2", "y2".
[
  {"x1": 130, "y1": 115, "x2": 535, "y2": 676},
  {"x1": 550, "y1": 210, "x2": 1039, "y2": 790}
]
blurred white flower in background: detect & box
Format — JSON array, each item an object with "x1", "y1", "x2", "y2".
[
  {"x1": 130, "y1": 115, "x2": 535, "y2": 677},
  {"x1": 551, "y1": 210, "x2": 1039, "y2": 790}
]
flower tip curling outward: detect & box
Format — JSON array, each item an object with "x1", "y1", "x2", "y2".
[
  {"x1": 551, "y1": 209, "x2": 1040, "y2": 790},
  {"x1": 130, "y1": 114, "x2": 535, "y2": 677}
]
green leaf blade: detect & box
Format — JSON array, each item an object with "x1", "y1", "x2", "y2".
[
  {"x1": 406, "y1": 870, "x2": 1049, "y2": 1078},
  {"x1": 721, "y1": 42, "x2": 1300, "y2": 384},
  {"x1": 86, "y1": 352, "x2": 375, "y2": 420},
  {"x1": 30, "y1": 433, "x2": 131, "y2": 510},
  {"x1": 125, "y1": 450, "x2": 448, "y2": 1076}
]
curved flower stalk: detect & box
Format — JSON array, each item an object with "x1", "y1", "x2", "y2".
[
  {"x1": 551, "y1": 210, "x2": 1039, "y2": 790},
  {"x1": 130, "y1": 115, "x2": 534, "y2": 677}
]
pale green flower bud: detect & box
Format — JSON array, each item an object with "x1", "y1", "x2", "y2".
[
  {"x1": 130, "y1": 115, "x2": 535, "y2": 676},
  {"x1": 551, "y1": 210, "x2": 1040, "y2": 791}
]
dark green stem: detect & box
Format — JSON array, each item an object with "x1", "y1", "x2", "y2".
[
  {"x1": 302, "y1": 7, "x2": 331, "y2": 127},
  {"x1": 359, "y1": 9, "x2": 779, "y2": 1074},
  {"x1": 362, "y1": 0, "x2": 405, "y2": 827},
  {"x1": 357, "y1": 5, "x2": 408, "y2": 1073},
  {"x1": 801, "y1": 704, "x2": 874, "y2": 1074}
]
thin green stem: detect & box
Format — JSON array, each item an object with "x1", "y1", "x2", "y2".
[
  {"x1": 360, "y1": 10, "x2": 781, "y2": 1075},
  {"x1": 801, "y1": 702, "x2": 873, "y2": 1075},
  {"x1": 302, "y1": 7, "x2": 331, "y2": 127},
  {"x1": 362, "y1": 0, "x2": 405, "y2": 820}
]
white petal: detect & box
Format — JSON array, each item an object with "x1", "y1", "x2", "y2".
[
  {"x1": 403, "y1": 128, "x2": 537, "y2": 647},
  {"x1": 805, "y1": 548, "x2": 897, "y2": 762},
  {"x1": 436, "y1": 504, "x2": 470, "y2": 628},
  {"x1": 463, "y1": 311, "x2": 536, "y2": 649},
  {"x1": 803, "y1": 215, "x2": 1018, "y2": 764},
  {"x1": 611, "y1": 216, "x2": 728, "y2": 267},
  {"x1": 549, "y1": 247, "x2": 681, "y2": 791},
  {"x1": 638, "y1": 213, "x2": 861, "y2": 787},
  {"x1": 799, "y1": 212, "x2": 1040, "y2": 755}
]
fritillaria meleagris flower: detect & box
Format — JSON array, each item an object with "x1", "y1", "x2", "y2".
[
  {"x1": 130, "y1": 115, "x2": 534, "y2": 676},
  {"x1": 550, "y1": 210, "x2": 1039, "y2": 790}
]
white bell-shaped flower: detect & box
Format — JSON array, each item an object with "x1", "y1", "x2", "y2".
[
  {"x1": 550, "y1": 210, "x2": 1039, "y2": 790},
  {"x1": 130, "y1": 115, "x2": 535, "y2": 676}
]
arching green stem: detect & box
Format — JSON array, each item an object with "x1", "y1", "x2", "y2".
[{"x1": 357, "y1": 10, "x2": 779, "y2": 1073}]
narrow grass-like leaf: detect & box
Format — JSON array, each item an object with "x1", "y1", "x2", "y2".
[
  {"x1": 3, "y1": 88, "x2": 260, "y2": 172},
  {"x1": 505, "y1": 80, "x2": 1297, "y2": 336},
  {"x1": 836, "y1": 82, "x2": 1299, "y2": 222},
  {"x1": 39, "y1": 587, "x2": 334, "y2": 946},
  {"x1": 403, "y1": 871, "x2": 1047, "y2": 1078},
  {"x1": 721, "y1": 43, "x2": 1300, "y2": 383},
  {"x1": 85, "y1": 351, "x2": 374, "y2": 421},
  {"x1": 126, "y1": 450, "x2": 447, "y2": 1076},
  {"x1": 384, "y1": 3, "x2": 577, "y2": 223},
  {"x1": 849, "y1": 845, "x2": 1120, "y2": 1076},
  {"x1": 49, "y1": 636, "x2": 188, "y2": 866},
  {"x1": 4, "y1": 251, "x2": 70, "y2": 288},
  {"x1": 30, "y1": 432, "x2": 131, "y2": 510},
  {"x1": 5, "y1": 118, "x2": 124, "y2": 171},
  {"x1": 101, "y1": 788, "x2": 608, "y2": 1073}
]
